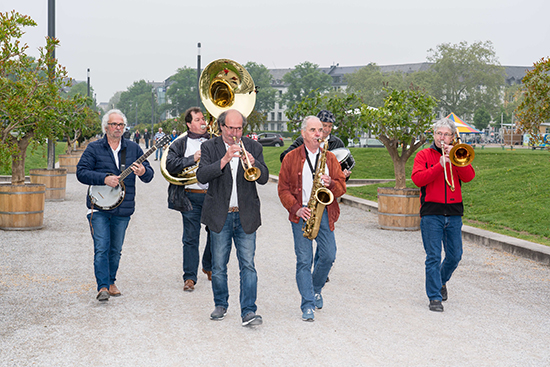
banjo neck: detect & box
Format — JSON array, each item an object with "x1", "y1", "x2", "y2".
[{"x1": 118, "y1": 135, "x2": 170, "y2": 181}]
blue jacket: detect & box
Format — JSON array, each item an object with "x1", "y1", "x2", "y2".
[{"x1": 76, "y1": 135, "x2": 154, "y2": 217}]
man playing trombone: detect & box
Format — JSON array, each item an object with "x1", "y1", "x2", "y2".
[
  {"x1": 412, "y1": 118, "x2": 476, "y2": 312},
  {"x1": 196, "y1": 109, "x2": 269, "y2": 327},
  {"x1": 165, "y1": 107, "x2": 212, "y2": 292}
]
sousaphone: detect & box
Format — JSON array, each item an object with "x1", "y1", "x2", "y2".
[{"x1": 160, "y1": 59, "x2": 257, "y2": 185}]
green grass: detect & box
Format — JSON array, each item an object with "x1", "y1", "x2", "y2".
[
  {"x1": 264, "y1": 145, "x2": 550, "y2": 246},
  {"x1": 0, "y1": 142, "x2": 67, "y2": 175}
]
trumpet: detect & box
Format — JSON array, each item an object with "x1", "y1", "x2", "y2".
[
  {"x1": 233, "y1": 137, "x2": 261, "y2": 181},
  {"x1": 441, "y1": 129, "x2": 475, "y2": 191}
]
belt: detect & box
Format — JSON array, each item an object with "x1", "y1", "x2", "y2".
[
  {"x1": 228, "y1": 206, "x2": 239, "y2": 213},
  {"x1": 185, "y1": 189, "x2": 207, "y2": 194}
]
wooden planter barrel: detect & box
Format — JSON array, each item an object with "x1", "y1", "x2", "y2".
[
  {"x1": 377, "y1": 187, "x2": 420, "y2": 231},
  {"x1": 0, "y1": 183, "x2": 46, "y2": 230},
  {"x1": 29, "y1": 168, "x2": 67, "y2": 201},
  {"x1": 58, "y1": 154, "x2": 81, "y2": 173}
]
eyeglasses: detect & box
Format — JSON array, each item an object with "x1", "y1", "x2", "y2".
[
  {"x1": 108, "y1": 123, "x2": 126, "y2": 128},
  {"x1": 435, "y1": 132, "x2": 453, "y2": 137},
  {"x1": 224, "y1": 125, "x2": 242, "y2": 132}
]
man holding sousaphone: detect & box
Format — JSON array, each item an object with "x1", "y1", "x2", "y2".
[
  {"x1": 196, "y1": 109, "x2": 269, "y2": 327},
  {"x1": 412, "y1": 117, "x2": 476, "y2": 312},
  {"x1": 164, "y1": 107, "x2": 213, "y2": 292}
]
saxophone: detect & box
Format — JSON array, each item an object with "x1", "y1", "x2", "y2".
[{"x1": 302, "y1": 139, "x2": 335, "y2": 240}]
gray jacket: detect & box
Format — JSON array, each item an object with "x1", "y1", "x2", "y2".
[{"x1": 196, "y1": 136, "x2": 269, "y2": 234}]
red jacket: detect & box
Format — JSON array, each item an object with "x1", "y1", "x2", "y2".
[
  {"x1": 278, "y1": 145, "x2": 346, "y2": 231},
  {"x1": 411, "y1": 143, "x2": 475, "y2": 217}
]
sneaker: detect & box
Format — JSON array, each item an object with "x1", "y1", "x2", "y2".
[
  {"x1": 241, "y1": 312, "x2": 263, "y2": 327},
  {"x1": 441, "y1": 284, "x2": 448, "y2": 302},
  {"x1": 314, "y1": 293, "x2": 323, "y2": 309},
  {"x1": 210, "y1": 306, "x2": 227, "y2": 321},
  {"x1": 429, "y1": 300, "x2": 444, "y2": 312},
  {"x1": 96, "y1": 288, "x2": 110, "y2": 302},
  {"x1": 302, "y1": 308, "x2": 315, "y2": 322}
]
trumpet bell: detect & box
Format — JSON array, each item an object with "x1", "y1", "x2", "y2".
[
  {"x1": 450, "y1": 143, "x2": 475, "y2": 167},
  {"x1": 244, "y1": 167, "x2": 261, "y2": 182}
]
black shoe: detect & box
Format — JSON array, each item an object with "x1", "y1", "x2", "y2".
[
  {"x1": 441, "y1": 284, "x2": 448, "y2": 302},
  {"x1": 210, "y1": 306, "x2": 227, "y2": 321},
  {"x1": 429, "y1": 300, "x2": 444, "y2": 312},
  {"x1": 242, "y1": 312, "x2": 263, "y2": 327}
]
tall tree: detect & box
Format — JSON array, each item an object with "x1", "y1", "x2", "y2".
[
  {"x1": 244, "y1": 61, "x2": 277, "y2": 114},
  {"x1": 282, "y1": 61, "x2": 332, "y2": 110},
  {"x1": 516, "y1": 57, "x2": 550, "y2": 145},
  {"x1": 427, "y1": 41, "x2": 505, "y2": 118},
  {"x1": 473, "y1": 106, "x2": 491, "y2": 130},
  {"x1": 164, "y1": 67, "x2": 197, "y2": 117},
  {"x1": 345, "y1": 63, "x2": 433, "y2": 108},
  {"x1": 117, "y1": 80, "x2": 160, "y2": 126}
]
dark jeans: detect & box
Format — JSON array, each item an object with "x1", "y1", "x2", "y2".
[
  {"x1": 420, "y1": 215, "x2": 463, "y2": 301},
  {"x1": 87, "y1": 212, "x2": 131, "y2": 291},
  {"x1": 210, "y1": 213, "x2": 258, "y2": 318},
  {"x1": 181, "y1": 192, "x2": 212, "y2": 283}
]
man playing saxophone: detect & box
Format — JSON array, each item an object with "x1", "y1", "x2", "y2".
[
  {"x1": 165, "y1": 107, "x2": 212, "y2": 292},
  {"x1": 278, "y1": 116, "x2": 346, "y2": 322}
]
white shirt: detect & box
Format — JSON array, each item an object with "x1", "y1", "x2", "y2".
[
  {"x1": 224, "y1": 141, "x2": 239, "y2": 208},
  {"x1": 302, "y1": 145, "x2": 329, "y2": 204},
  {"x1": 185, "y1": 137, "x2": 208, "y2": 190}
]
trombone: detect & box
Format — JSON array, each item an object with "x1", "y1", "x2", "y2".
[
  {"x1": 233, "y1": 137, "x2": 261, "y2": 181},
  {"x1": 442, "y1": 128, "x2": 475, "y2": 191}
]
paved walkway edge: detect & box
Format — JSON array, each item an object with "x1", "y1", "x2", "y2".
[{"x1": 270, "y1": 174, "x2": 550, "y2": 265}]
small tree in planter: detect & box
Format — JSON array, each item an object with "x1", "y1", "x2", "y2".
[
  {"x1": 361, "y1": 88, "x2": 437, "y2": 230},
  {"x1": 0, "y1": 11, "x2": 70, "y2": 184},
  {"x1": 0, "y1": 11, "x2": 70, "y2": 229}
]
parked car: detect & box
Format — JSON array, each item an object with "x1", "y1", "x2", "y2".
[{"x1": 257, "y1": 133, "x2": 284, "y2": 147}]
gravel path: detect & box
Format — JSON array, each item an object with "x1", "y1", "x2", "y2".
[{"x1": 1, "y1": 160, "x2": 549, "y2": 366}]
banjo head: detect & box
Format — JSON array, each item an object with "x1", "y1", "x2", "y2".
[{"x1": 88, "y1": 182, "x2": 126, "y2": 210}]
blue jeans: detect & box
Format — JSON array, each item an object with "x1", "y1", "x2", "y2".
[
  {"x1": 210, "y1": 213, "x2": 257, "y2": 317},
  {"x1": 87, "y1": 212, "x2": 131, "y2": 291},
  {"x1": 181, "y1": 192, "x2": 212, "y2": 282},
  {"x1": 291, "y1": 210, "x2": 336, "y2": 311},
  {"x1": 421, "y1": 215, "x2": 463, "y2": 301},
  {"x1": 155, "y1": 146, "x2": 163, "y2": 160}
]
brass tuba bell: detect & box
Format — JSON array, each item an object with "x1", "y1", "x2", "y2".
[{"x1": 160, "y1": 59, "x2": 256, "y2": 185}]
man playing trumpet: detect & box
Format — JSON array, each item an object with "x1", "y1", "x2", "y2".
[
  {"x1": 412, "y1": 118, "x2": 475, "y2": 312},
  {"x1": 278, "y1": 116, "x2": 346, "y2": 322},
  {"x1": 196, "y1": 109, "x2": 269, "y2": 327}
]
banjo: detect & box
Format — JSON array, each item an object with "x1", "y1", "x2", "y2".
[{"x1": 88, "y1": 134, "x2": 171, "y2": 210}]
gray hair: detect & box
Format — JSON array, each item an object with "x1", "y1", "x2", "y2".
[
  {"x1": 217, "y1": 109, "x2": 247, "y2": 130},
  {"x1": 101, "y1": 109, "x2": 127, "y2": 134},
  {"x1": 432, "y1": 117, "x2": 457, "y2": 135},
  {"x1": 301, "y1": 115, "x2": 320, "y2": 131}
]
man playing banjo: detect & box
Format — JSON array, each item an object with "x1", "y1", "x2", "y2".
[{"x1": 77, "y1": 109, "x2": 154, "y2": 302}]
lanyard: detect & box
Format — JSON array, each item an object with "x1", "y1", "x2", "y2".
[{"x1": 305, "y1": 145, "x2": 319, "y2": 179}]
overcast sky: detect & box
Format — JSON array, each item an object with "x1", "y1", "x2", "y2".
[{"x1": 4, "y1": 0, "x2": 549, "y2": 103}]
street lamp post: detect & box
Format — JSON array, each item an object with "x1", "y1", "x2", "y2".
[
  {"x1": 87, "y1": 68, "x2": 90, "y2": 98},
  {"x1": 197, "y1": 42, "x2": 201, "y2": 107},
  {"x1": 151, "y1": 87, "x2": 155, "y2": 144},
  {"x1": 47, "y1": 0, "x2": 56, "y2": 170}
]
